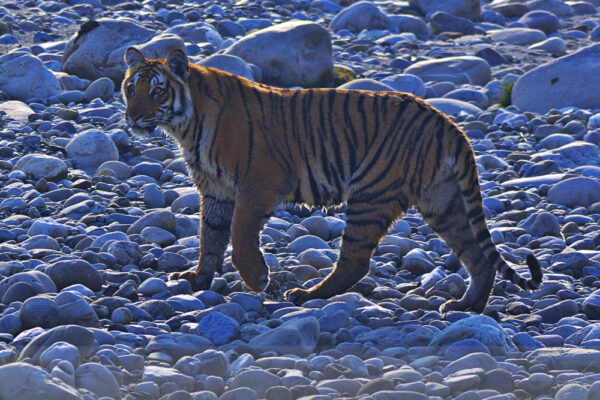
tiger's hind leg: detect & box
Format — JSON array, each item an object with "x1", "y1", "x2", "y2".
[
  {"x1": 286, "y1": 197, "x2": 402, "y2": 305},
  {"x1": 419, "y1": 178, "x2": 494, "y2": 313},
  {"x1": 170, "y1": 195, "x2": 234, "y2": 291}
]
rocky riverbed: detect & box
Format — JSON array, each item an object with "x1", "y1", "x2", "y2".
[{"x1": 1, "y1": 0, "x2": 600, "y2": 399}]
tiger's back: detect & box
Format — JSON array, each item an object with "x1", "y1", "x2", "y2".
[{"x1": 122, "y1": 48, "x2": 542, "y2": 313}]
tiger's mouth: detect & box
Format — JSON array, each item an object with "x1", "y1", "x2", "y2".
[{"x1": 126, "y1": 119, "x2": 158, "y2": 137}]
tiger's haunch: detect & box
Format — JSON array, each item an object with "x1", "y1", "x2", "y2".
[{"x1": 122, "y1": 47, "x2": 542, "y2": 313}]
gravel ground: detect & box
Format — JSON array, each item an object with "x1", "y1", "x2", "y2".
[{"x1": 1, "y1": 0, "x2": 600, "y2": 399}]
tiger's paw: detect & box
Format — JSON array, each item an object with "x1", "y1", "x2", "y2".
[
  {"x1": 439, "y1": 299, "x2": 462, "y2": 314},
  {"x1": 239, "y1": 267, "x2": 270, "y2": 293},
  {"x1": 439, "y1": 299, "x2": 483, "y2": 314},
  {"x1": 169, "y1": 270, "x2": 212, "y2": 292},
  {"x1": 285, "y1": 288, "x2": 313, "y2": 306}
]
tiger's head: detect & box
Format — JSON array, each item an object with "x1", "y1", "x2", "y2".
[{"x1": 122, "y1": 47, "x2": 193, "y2": 137}]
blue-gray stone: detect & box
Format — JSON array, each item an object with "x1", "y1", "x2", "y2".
[
  {"x1": 145, "y1": 333, "x2": 213, "y2": 360},
  {"x1": 19, "y1": 324, "x2": 95, "y2": 363},
  {"x1": 55, "y1": 291, "x2": 99, "y2": 327},
  {"x1": 518, "y1": 211, "x2": 560, "y2": 236},
  {"x1": 548, "y1": 177, "x2": 600, "y2": 207},
  {"x1": 518, "y1": 10, "x2": 559, "y2": 34},
  {"x1": 289, "y1": 235, "x2": 330, "y2": 253},
  {"x1": 583, "y1": 290, "x2": 600, "y2": 320},
  {"x1": 45, "y1": 259, "x2": 102, "y2": 292},
  {"x1": 427, "y1": 315, "x2": 514, "y2": 356},
  {"x1": 356, "y1": 324, "x2": 435, "y2": 348},
  {"x1": 197, "y1": 311, "x2": 240, "y2": 345},
  {"x1": 513, "y1": 332, "x2": 545, "y2": 352},
  {"x1": 0, "y1": 363, "x2": 80, "y2": 400},
  {"x1": 196, "y1": 349, "x2": 230, "y2": 378},
  {"x1": 443, "y1": 338, "x2": 489, "y2": 360},
  {"x1": 512, "y1": 43, "x2": 600, "y2": 113},
  {"x1": 75, "y1": 362, "x2": 120, "y2": 399},
  {"x1": 249, "y1": 317, "x2": 319, "y2": 356},
  {"x1": 65, "y1": 129, "x2": 119, "y2": 174},
  {"x1": 19, "y1": 296, "x2": 60, "y2": 329},
  {"x1": 329, "y1": 1, "x2": 390, "y2": 33}
]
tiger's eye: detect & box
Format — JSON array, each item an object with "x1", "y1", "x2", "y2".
[
  {"x1": 152, "y1": 87, "x2": 164, "y2": 97},
  {"x1": 127, "y1": 84, "x2": 135, "y2": 96}
]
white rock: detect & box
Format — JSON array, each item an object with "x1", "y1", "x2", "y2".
[
  {"x1": 427, "y1": 98, "x2": 482, "y2": 116},
  {"x1": 0, "y1": 100, "x2": 34, "y2": 123}
]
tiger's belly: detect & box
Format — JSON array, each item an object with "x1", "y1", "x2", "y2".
[{"x1": 284, "y1": 167, "x2": 348, "y2": 206}]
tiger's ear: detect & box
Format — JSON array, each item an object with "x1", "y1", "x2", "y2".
[
  {"x1": 166, "y1": 49, "x2": 189, "y2": 81},
  {"x1": 125, "y1": 47, "x2": 146, "y2": 69}
]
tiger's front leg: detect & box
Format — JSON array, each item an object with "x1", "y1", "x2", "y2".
[
  {"x1": 230, "y1": 187, "x2": 277, "y2": 292},
  {"x1": 171, "y1": 194, "x2": 234, "y2": 291}
]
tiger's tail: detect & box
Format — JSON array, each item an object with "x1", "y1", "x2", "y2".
[{"x1": 454, "y1": 136, "x2": 543, "y2": 291}]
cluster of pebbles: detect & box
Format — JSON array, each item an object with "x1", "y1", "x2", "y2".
[{"x1": 1, "y1": 0, "x2": 600, "y2": 399}]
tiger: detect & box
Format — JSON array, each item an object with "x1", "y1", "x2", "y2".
[{"x1": 121, "y1": 47, "x2": 543, "y2": 313}]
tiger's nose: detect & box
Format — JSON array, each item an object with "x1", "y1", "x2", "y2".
[{"x1": 128, "y1": 112, "x2": 143, "y2": 122}]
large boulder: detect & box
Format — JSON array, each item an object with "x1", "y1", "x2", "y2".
[
  {"x1": 0, "y1": 54, "x2": 61, "y2": 100},
  {"x1": 225, "y1": 21, "x2": 333, "y2": 88},
  {"x1": 62, "y1": 19, "x2": 154, "y2": 84},
  {"x1": 65, "y1": 129, "x2": 119, "y2": 174},
  {"x1": 409, "y1": 0, "x2": 480, "y2": 20},
  {"x1": 404, "y1": 56, "x2": 491, "y2": 86},
  {"x1": 329, "y1": 1, "x2": 390, "y2": 33},
  {"x1": 512, "y1": 43, "x2": 600, "y2": 113}
]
